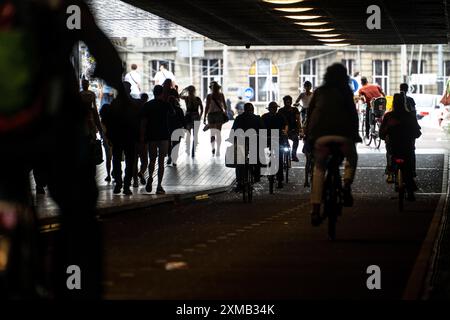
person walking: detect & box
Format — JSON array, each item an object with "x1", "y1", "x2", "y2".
[
  {"x1": 167, "y1": 89, "x2": 185, "y2": 167},
  {"x1": 124, "y1": 64, "x2": 141, "y2": 99},
  {"x1": 99, "y1": 102, "x2": 113, "y2": 182},
  {"x1": 107, "y1": 82, "x2": 141, "y2": 195},
  {"x1": 80, "y1": 79, "x2": 103, "y2": 142},
  {"x1": 133, "y1": 93, "x2": 149, "y2": 186},
  {"x1": 204, "y1": 81, "x2": 228, "y2": 157},
  {"x1": 154, "y1": 62, "x2": 176, "y2": 86},
  {"x1": 180, "y1": 85, "x2": 203, "y2": 157},
  {"x1": 141, "y1": 85, "x2": 171, "y2": 194}
]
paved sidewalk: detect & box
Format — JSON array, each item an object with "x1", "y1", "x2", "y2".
[{"x1": 35, "y1": 124, "x2": 236, "y2": 220}]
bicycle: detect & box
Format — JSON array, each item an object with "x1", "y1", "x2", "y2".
[
  {"x1": 363, "y1": 97, "x2": 386, "y2": 149},
  {"x1": 322, "y1": 142, "x2": 344, "y2": 241}
]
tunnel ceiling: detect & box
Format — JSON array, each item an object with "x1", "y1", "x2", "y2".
[{"x1": 121, "y1": 0, "x2": 450, "y2": 46}]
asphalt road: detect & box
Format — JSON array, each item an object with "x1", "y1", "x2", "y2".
[{"x1": 101, "y1": 135, "x2": 446, "y2": 299}]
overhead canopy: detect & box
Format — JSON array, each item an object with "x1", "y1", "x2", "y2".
[{"x1": 121, "y1": 0, "x2": 450, "y2": 46}]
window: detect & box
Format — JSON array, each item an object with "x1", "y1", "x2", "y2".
[
  {"x1": 300, "y1": 59, "x2": 318, "y2": 89},
  {"x1": 341, "y1": 59, "x2": 354, "y2": 76},
  {"x1": 444, "y1": 61, "x2": 450, "y2": 91},
  {"x1": 444, "y1": 61, "x2": 450, "y2": 80},
  {"x1": 201, "y1": 59, "x2": 223, "y2": 100},
  {"x1": 372, "y1": 60, "x2": 389, "y2": 94},
  {"x1": 150, "y1": 60, "x2": 175, "y2": 83},
  {"x1": 248, "y1": 59, "x2": 279, "y2": 103},
  {"x1": 408, "y1": 60, "x2": 426, "y2": 93}
]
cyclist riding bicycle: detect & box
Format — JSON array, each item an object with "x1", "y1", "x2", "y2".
[
  {"x1": 294, "y1": 81, "x2": 313, "y2": 125},
  {"x1": 230, "y1": 103, "x2": 265, "y2": 192},
  {"x1": 262, "y1": 102, "x2": 288, "y2": 189},
  {"x1": 306, "y1": 64, "x2": 362, "y2": 226},
  {"x1": 380, "y1": 93, "x2": 421, "y2": 201},
  {"x1": 278, "y1": 95, "x2": 301, "y2": 162},
  {"x1": 358, "y1": 77, "x2": 385, "y2": 139}
]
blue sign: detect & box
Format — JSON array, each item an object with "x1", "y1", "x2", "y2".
[
  {"x1": 350, "y1": 78, "x2": 360, "y2": 93},
  {"x1": 244, "y1": 87, "x2": 254, "y2": 100}
]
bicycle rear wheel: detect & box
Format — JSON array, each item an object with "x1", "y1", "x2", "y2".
[
  {"x1": 328, "y1": 211, "x2": 337, "y2": 241},
  {"x1": 242, "y1": 166, "x2": 248, "y2": 203},
  {"x1": 269, "y1": 176, "x2": 274, "y2": 194},
  {"x1": 247, "y1": 165, "x2": 254, "y2": 203},
  {"x1": 284, "y1": 153, "x2": 289, "y2": 184},
  {"x1": 398, "y1": 168, "x2": 404, "y2": 212},
  {"x1": 375, "y1": 122, "x2": 382, "y2": 149}
]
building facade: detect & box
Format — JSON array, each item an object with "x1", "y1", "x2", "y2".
[{"x1": 114, "y1": 37, "x2": 450, "y2": 114}]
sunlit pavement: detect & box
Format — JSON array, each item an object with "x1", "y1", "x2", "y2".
[{"x1": 84, "y1": 121, "x2": 450, "y2": 299}]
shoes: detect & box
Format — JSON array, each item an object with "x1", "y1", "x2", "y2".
[
  {"x1": 156, "y1": 186, "x2": 166, "y2": 194},
  {"x1": 172, "y1": 163, "x2": 177, "y2": 167},
  {"x1": 216, "y1": 151, "x2": 220, "y2": 157},
  {"x1": 343, "y1": 185, "x2": 354, "y2": 207},
  {"x1": 36, "y1": 186, "x2": 46, "y2": 195},
  {"x1": 212, "y1": 148, "x2": 216, "y2": 156},
  {"x1": 406, "y1": 192, "x2": 416, "y2": 202},
  {"x1": 292, "y1": 155, "x2": 299, "y2": 162},
  {"x1": 123, "y1": 187, "x2": 132, "y2": 195},
  {"x1": 311, "y1": 204, "x2": 322, "y2": 227},
  {"x1": 167, "y1": 157, "x2": 172, "y2": 165},
  {"x1": 113, "y1": 184, "x2": 122, "y2": 194},
  {"x1": 138, "y1": 173, "x2": 146, "y2": 185},
  {"x1": 132, "y1": 179, "x2": 139, "y2": 188},
  {"x1": 105, "y1": 175, "x2": 111, "y2": 182},
  {"x1": 277, "y1": 181, "x2": 283, "y2": 189},
  {"x1": 386, "y1": 174, "x2": 394, "y2": 184},
  {"x1": 304, "y1": 181, "x2": 310, "y2": 188},
  {"x1": 145, "y1": 178, "x2": 153, "y2": 193}
]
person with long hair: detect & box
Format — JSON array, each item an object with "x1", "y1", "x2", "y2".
[
  {"x1": 380, "y1": 93, "x2": 421, "y2": 201},
  {"x1": 305, "y1": 63, "x2": 361, "y2": 226},
  {"x1": 204, "y1": 81, "x2": 227, "y2": 157},
  {"x1": 180, "y1": 85, "x2": 203, "y2": 157}
]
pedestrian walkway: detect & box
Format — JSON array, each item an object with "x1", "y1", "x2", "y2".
[{"x1": 35, "y1": 124, "x2": 236, "y2": 220}]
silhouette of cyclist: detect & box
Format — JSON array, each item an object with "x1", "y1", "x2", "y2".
[{"x1": 0, "y1": 0, "x2": 124, "y2": 299}]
